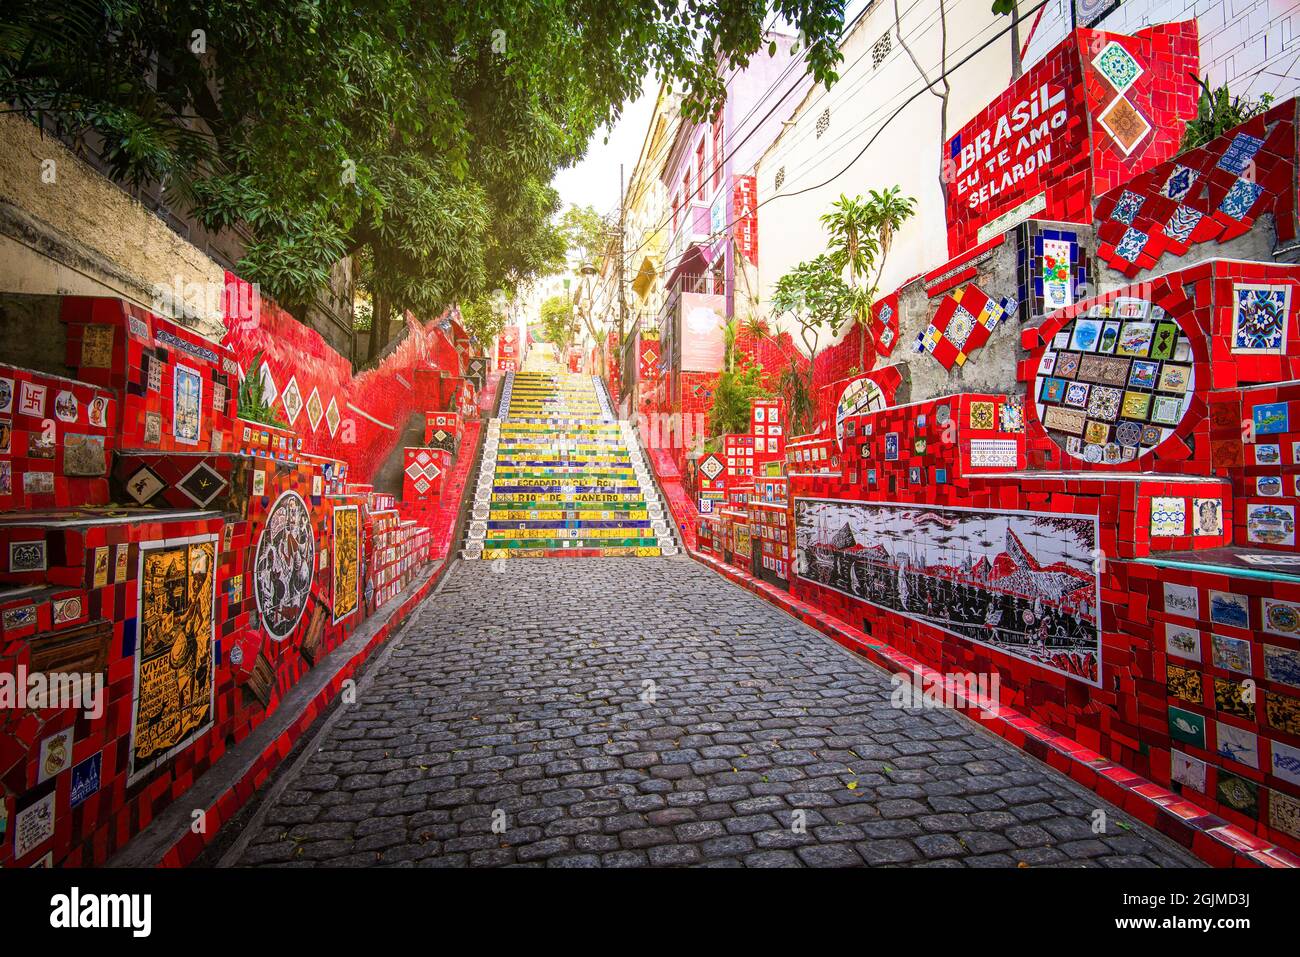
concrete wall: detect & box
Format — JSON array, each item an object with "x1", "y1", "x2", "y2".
[
  {"x1": 0, "y1": 114, "x2": 227, "y2": 341},
  {"x1": 755, "y1": 0, "x2": 1300, "y2": 358},
  {"x1": 755, "y1": 0, "x2": 1015, "y2": 350}
]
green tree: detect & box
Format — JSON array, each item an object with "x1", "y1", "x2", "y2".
[
  {"x1": 458, "y1": 295, "x2": 508, "y2": 354},
  {"x1": 709, "y1": 364, "x2": 772, "y2": 439},
  {"x1": 538, "y1": 294, "x2": 578, "y2": 352},
  {"x1": 559, "y1": 205, "x2": 611, "y2": 267},
  {"x1": 771, "y1": 255, "x2": 854, "y2": 361},
  {"x1": 1, "y1": 0, "x2": 845, "y2": 349},
  {"x1": 771, "y1": 256, "x2": 853, "y2": 437}
]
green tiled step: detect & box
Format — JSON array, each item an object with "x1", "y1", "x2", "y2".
[
  {"x1": 491, "y1": 472, "x2": 636, "y2": 481},
  {"x1": 476, "y1": 535, "x2": 660, "y2": 549},
  {"x1": 465, "y1": 370, "x2": 674, "y2": 560}
]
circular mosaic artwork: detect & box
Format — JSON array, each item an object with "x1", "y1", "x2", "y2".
[
  {"x1": 1034, "y1": 297, "x2": 1196, "y2": 464},
  {"x1": 835, "y1": 377, "x2": 887, "y2": 447},
  {"x1": 254, "y1": 490, "x2": 317, "y2": 640}
]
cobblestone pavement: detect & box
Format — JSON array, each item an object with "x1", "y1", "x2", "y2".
[{"x1": 230, "y1": 558, "x2": 1200, "y2": 868}]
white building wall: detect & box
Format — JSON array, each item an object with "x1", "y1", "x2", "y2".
[
  {"x1": 755, "y1": 0, "x2": 1015, "y2": 350},
  {"x1": 1023, "y1": 0, "x2": 1300, "y2": 101},
  {"x1": 756, "y1": 0, "x2": 1300, "y2": 354}
]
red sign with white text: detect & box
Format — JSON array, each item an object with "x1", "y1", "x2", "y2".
[
  {"x1": 733, "y1": 175, "x2": 758, "y2": 266},
  {"x1": 941, "y1": 23, "x2": 1198, "y2": 258}
]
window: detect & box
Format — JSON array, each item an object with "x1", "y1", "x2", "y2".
[
  {"x1": 816, "y1": 108, "x2": 830, "y2": 139},
  {"x1": 696, "y1": 139, "x2": 706, "y2": 201},
  {"x1": 712, "y1": 112, "x2": 724, "y2": 191},
  {"x1": 682, "y1": 170, "x2": 691, "y2": 212},
  {"x1": 672, "y1": 194, "x2": 680, "y2": 232},
  {"x1": 774, "y1": 167, "x2": 785, "y2": 191}
]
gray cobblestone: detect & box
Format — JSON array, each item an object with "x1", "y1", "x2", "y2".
[{"x1": 227, "y1": 558, "x2": 1200, "y2": 868}]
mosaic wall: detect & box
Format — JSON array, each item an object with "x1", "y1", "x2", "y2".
[
  {"x1": 0, "y1": 286, "x2": 473, "y2": 867},
  {"x1": 943, "y1": 22, "x2": 1198, "y2": 257},
  {"x1": 643, "y1": 24, "x2": 1300, "y2": 860}
]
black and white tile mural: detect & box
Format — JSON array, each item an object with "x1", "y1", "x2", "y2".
[{"x1": 794, "y1": 498, "x2": 1101, "y2": 684}]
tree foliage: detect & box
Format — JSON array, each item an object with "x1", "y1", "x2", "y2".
[
  {"x1": 458, "y1": 296, "x2": 508, "y2": 353},
  {"x1": 558, "y1": 205, "x2": 610, "y2": 268},
  {"x1": 0, "y1": 0, "x2": 846, "y2": 333},
  {"x1": 771, "y1": 255, "x2": 854, "y2": 360},
  {"x1": 236, "y1": 351, "x2": 289, "y2": 427},
  {"x1": 820, "y1": 187, "x2": 916, "y2": 367},
  {"x1": 709, "y1": 364, "x2": 771, "y2": 439},
  {"x1": 538, "y1": 294, "x2": 578, "y2": 351}
]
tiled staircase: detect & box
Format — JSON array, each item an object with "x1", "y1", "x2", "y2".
[{"x1": 462, "y1": 369, "x2": 677, "y2": 559}]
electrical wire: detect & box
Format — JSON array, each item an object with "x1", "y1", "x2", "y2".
[{"x1": 644, "y1": 0, "x2": 1050, "y2": 282}]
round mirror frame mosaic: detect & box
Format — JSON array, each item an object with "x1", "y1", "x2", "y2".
[{"x1": 1032, "y1": 296, "x2": 1197, "y2": 465}]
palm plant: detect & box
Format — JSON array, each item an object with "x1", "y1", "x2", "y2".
[
  {"x1": 740, "y1": 314, "x2": 770, "y2": 368},
  {"x1": 779, "y1": 358, "x2": 816, "y2": 438},
  {"x1": 237, "y1": 351, "x2": 290, "y2": 427},
  {"x1": 820, "y1": 188, "x2": 917, "y2": 369}
]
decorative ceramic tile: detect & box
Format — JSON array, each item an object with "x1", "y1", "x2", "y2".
[
  {"x1": 1208, "y1": 590, "x2": 1249, "y2": 628},
  {"x1": 176, "y1": 461, "x2": 227, "y2": 507},
  {"x1": 1264, "y1": 644, "x2": 1300, "y2": 687},
  {"x1": 173, "y1": 363, "x2": 202, "y2": 445},
  {"x1": 18, "y1": 381, "x2": 46, "y2": 417},
  {"x1": 1164, "y1": 205, "x2": 1203, "y2": 243},
  {"x1": 1217, "y1": 132, "x2": 1264, "y2": 176},
  {"x1": 62, "y1": 434, "x2": 105, "y2": 477},
  {"x1": 280, "y1": 375, "x2": 304, "y2": 426},
  {"x1": 1171, "y1": 751, "x2": 1206, "y2": 792},
  {"x1": 1111, "y1": 189, "x2": 1144, "y2": 225},
  {"x1": 325, "y1": 396, "x2": 342, "y2": 437},
  {"x1": 1192, "y1": 498, "x2": 1223, "y2": 536},
  {"x1": 1168, "y1": 705, "x2": 1206, "y2": 748},
  {"x1": 1097, "y1": 95, "x2": 1151, "y2": 156},
  {"x1": 1150, "y1": 496, "x2": 1186, "y2": 536},
  {"x1": 1160, "y1": 164, "x2": 1198, "y2": 202},
  {"x1": 80, "y1": 324, "x2": 115, "y2": 368},
  {"x1": 1246, "y1": 502, "x2": 1295, "y2": 546},
  {"x1": 124, "y1": 465, "x2": 166, "y2": 505},
  {"x1": 968, "y1": 439, "x2": 1018, "y2": 467},
  {"x1": 1231, "y1": 284, "x2": 1291, "y2": 354},
  {"x1": 913, "y1": 285, "x2": 1013, "y2": 370},
  {"x1": 1114, "y1": 226, "x2": 1149, "y2": 263},
  {"x1": 1086, "y1": 386, "x2": 1123, "y2": 420},
  {"x1": 8, "y1": 540, "x2": 46, "y2": 572},
  {"x1": 1218, "y1": 178, "x2": 1264, "y2": 220},
  {"x1": 969, "y1": 401, "x2": 995, "y2": 430},
  {"x1": 1164, "y1": 623, "x2": 1201, "y2": 661},
  {"x1": 1212, "y1": 633, "x2": 1253, "y2": 673},
  {"x1": 1093, "y1": 40, "x2": 1143, "y2": 93},
  {"x1": 53, "y1": 390, "x2": 78, "y2": 423},
  {"x1": 1254, "y1": 401, "x2": 1289, "y2": 435},
  {"x1": 306, "y1": 388, "x2": 324, "y2": 431},
  {"x1": 1163, "y1": 582, "x2": 1199, "y2": 619},
  {"x1": 1222, "y1": 770, "x2": 1272, "y2": 827}
]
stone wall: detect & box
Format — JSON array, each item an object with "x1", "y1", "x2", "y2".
[{"x1": 0, "y1": 114, "x2": 226, "y2": 341}]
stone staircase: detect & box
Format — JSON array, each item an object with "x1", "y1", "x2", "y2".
[{"x1": 462, "y1": 369, "x2": 677, "y2": 559}]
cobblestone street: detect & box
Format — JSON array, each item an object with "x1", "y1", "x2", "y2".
[{"x1": 229, "y1": 558, "x2": 1199, "y2": 868}]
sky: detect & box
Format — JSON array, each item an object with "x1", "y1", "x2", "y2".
[
  {"x1": 552, "y1": 73, "x2": 661, "y2": 217},
  {"x1": 551, "y1": 0, "x2": 872, "y2": 218}
]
